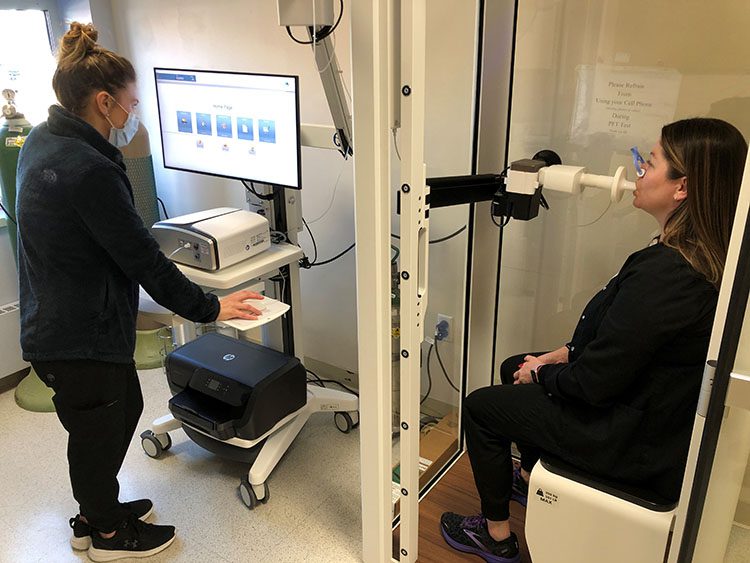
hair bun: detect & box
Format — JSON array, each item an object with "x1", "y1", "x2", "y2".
[{"x1": 58, "y1": 22, "x2": 99, "y2": 65}]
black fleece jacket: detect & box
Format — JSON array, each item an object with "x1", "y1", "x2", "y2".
[{"x1": 16, "y1": 105, "x2": 219, "y2": 363}]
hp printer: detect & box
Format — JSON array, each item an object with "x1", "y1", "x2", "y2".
[
  {"x1": 152, "y1": 207, "x2": 270, "y2": 271},
  {"x1": 166, "y1": 333, "x2": 306, "y2": 443}
]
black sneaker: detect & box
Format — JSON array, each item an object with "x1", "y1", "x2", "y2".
[
  {"x1": 440, "y1": 512, "x2": 520, "y2": 563},
  {"x1": 511, "y1": 467, "x2": 529, "y2": 507},
  {"x1": 88, "y1": 515, "x2": 175, "y2": 562},
  {"x1": 70, "y1": 499, "x2": 155, "y2": 551}
]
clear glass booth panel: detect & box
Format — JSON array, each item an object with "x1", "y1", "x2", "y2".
[{"x1": 498, "y1": 0, "x2": 750, "y2": 367}]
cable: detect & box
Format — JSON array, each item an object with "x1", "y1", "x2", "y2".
[
  {"x1": 242, "y1": 179, "x2": 274, "y2": 201},
  {"x1": 340, "y1": 69, "x2": 353, "y2": 103},
  {"x1": 301, "y1": 217, "x2": 319, "y2": 264},
  {"x1": 490, "y1": 201, "x2": 513, "y2": 228},
  {"x1": 156, "y1": 197, "x2": 169, "y2": 219},
  {"x1": 307, "y1": 158, "x2": 348, "y2": 224},
  {"x1": 489, "y1": 166, "x2": 513, "y2": 228},
  {"x1": 577, "y1": 200, "x2": 612, "y2": 227},
  {"x1": 269, "y1": 230, "x2": 289, "y2": 244},
  {"x1": 422, "y1": 344, "x2": 433, "y2": 405},
  {"x1": 167, "y1": 242, "x2": 192, "y2": 260},
  {"x1": 305, "y1": 369, "x2": 359, "y2": 397},
  {"x1": 0, "y1": 201, "x2": 17, "y2": 225},
  {"x1": 311, "y1": 242, "x2": 355, "y2": 267},
  {"x1": 428, "y1": 225, "x2": 467, "y2": 244},
  {"x1": 306, "y1": 368, "x2": 324, "y2": 385},
  {"x1": 316, "y1": 30, "x2": 337, "y2": 75},
  {"x1": 269, "y1": 268, "x2": 288, "y2": 302},
  {"x1": 300, "y1": 216, "x2": 354, "y2": 268},
  {"x1": 285, "y1": 0, "x2": 344, "y2": 45},
  {"x1": 392, "y1": 128, "x2": 402, "y2": 161},
  {"x1": 390, "y1": 224, "x2": 467, "y2": 245},
  {"x1": 434, "y1": 338, "x2": 460, "y2": 393},
  {"x1": 391, "y1": 244, "x2": 400, "y2": 264}
]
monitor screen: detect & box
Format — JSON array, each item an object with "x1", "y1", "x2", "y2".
[{"x1": 154, "y1": 68, "x2": 301, "y2": 189}]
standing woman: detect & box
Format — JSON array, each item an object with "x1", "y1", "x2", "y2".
[
  {"x1": 16, "y1": 23, "x2": 261, "y2": 561},
  {"x1": 440, "y1": 117, "x2": 748, "y2": 563}
]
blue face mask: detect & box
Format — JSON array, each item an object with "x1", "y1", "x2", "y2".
[{"x1": 106, "y1": 97, "x2": 139, "y2": 147}]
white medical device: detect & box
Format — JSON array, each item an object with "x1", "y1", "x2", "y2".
[
  {"x1": 152, "y1": 207, "x2": 271, "y2": 271},
  {"x1": 425, "y1": 149, "x2": 637, "y2": 221},
  {"x1": 511, "y1": 159, "x2": 637, "y2": 201}
]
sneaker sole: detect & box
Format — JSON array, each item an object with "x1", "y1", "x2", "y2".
[
  {"x1": 440, "y1": 525, "x2": 521, "y2": 563},
  {"x1": 87, "y1": 535, "x2": 175, "y2": 562},
  {"x1": 70, "y1": 509, "x2": 155, "y2": 551}
]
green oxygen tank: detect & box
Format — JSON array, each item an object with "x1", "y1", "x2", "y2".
[
  {"x1": 0, "y1": 88, "x2": 33, "y2": 262},
  {"x1": 1, "y1": 90, "x2": 52, "y2": 413}
]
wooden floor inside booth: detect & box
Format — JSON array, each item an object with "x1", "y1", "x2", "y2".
[{"x1": 393, "y1": 453, "x2": 532, "y2": 562}]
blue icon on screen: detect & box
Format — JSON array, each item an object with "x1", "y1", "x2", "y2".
[
  {"x1": 259, "y1": 120, "x2": 276, "y2": 143},
  {"x1": 216, "y1": 115, "x2": 233, "y2": 138},
  {"x1": 196, "y1": 113, "x2": 212, "y2": 135},
  {"x1": 176, "y1": 111, "x2": 193, "y2": 133},
  {"x1": 237, "y1": 118, "x2": 254, "y2": 141}
]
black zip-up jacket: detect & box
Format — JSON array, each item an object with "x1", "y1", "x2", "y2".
[
  {"x1": 16, "y1": 105, "x2": 219, "y2": 363},
  {"x1": 537, "y1": 243, "x2": 718, "y2": 500}
]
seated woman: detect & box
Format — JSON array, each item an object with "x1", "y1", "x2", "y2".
[{"x1": 440, "y1": 118, "x2": 748, "y2": 563}]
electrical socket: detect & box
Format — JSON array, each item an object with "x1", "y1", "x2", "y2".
[{"x1": 436, "y1": 314, "x2": 453, "y2": 342}]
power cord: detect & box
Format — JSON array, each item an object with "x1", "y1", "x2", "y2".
[
  {"x1": 434, "y1": 331, "x2": 460, "y2": 393},
  {"x1": 391, "y1": 224, "x2": 467, "y2": 244},
  {"x1": 242, "y1": 179, "x2": 274, "y2": 201},
  {"x1": 156, "y1": 197, "x2": 169, "y2": 219},
  {"x1": 167, "y1": 241, "x2": 192, "y2": 260},
  {"x1": 422, "y1": 344, "x2": 433, "y2": 405},
  {"x1": 306, "y1": 368, "x2": 359, "y2": 397},
  {"x1": 298, "y1": 223, "x2": 466, "y2": 269},
  {"x1": 285, "y1": 0, "x2": 343, "y2": 44}
]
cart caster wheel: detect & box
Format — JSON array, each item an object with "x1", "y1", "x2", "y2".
[
  {"x1": 240, "y1": 478, "x2": 270, "y2": 509},
  {"x1": 140, "y1": 430, "x2": 170, "y2": 459},
  {"x1": 256, "y1": 482, "x2": 270, "y2": 504},
  {"x1": 334, "y1": 411, "x2": 355, "y2": 433}
]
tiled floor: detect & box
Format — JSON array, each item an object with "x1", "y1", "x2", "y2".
[{"x1": 0, "y1": 368, "x2": 362, "y2": 562}]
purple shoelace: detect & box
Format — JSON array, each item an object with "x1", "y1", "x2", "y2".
[{"x1": 461, "y1": 514, "x2": 486, "y2": 530}]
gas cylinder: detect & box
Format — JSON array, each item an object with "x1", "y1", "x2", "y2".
[{"x1": 0, "y1": 88, "x2": 33, "y2": 262}]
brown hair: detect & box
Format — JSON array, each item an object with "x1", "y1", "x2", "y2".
[
  {"x1": 52, "y1": 22, "x2": 136, "y2": 114},
  {"x1": 661, "y1": 118, "x2": 748, "y2": 288}
]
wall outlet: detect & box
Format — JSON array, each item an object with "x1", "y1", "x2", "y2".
[{"x1": 436, "y1": 314, "x2": 453, "y2": 342}]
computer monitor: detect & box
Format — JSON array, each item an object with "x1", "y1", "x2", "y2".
[{"x1": 154, "y1": 68, "x2": 301, "y2": 189}]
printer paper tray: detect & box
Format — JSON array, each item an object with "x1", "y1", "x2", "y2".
[{"x1": 169, "y1": 390, "x2": 238, "y2": 441}]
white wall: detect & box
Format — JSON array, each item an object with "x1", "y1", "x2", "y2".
[{"x1": 109, "y1": 0, "x2": 479, "y2": 390}]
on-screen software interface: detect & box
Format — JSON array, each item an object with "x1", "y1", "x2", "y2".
[{"x1": 155, "y1": 68, "x2": 301, "y2": 188}]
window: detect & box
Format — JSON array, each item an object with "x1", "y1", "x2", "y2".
[
  {"x1": 0, "y1": 9, "x2": 56, "y2": 125},
  {"x1": 0, "y1": 9, "x2": 56, "y2": 222}
]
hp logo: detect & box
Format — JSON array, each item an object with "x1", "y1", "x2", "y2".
[{"x1": 222, "y1": 354, "x2": 236, "y2": 361}]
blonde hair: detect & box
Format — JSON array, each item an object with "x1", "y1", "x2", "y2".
[
  {"x1": 660, "y1": 118, "x2": 748, "y2": 288},
  {"x1": 52, "y1": 22, "x2": 136, "y2": 113}
]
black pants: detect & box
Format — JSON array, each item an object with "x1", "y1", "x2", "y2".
[
  {"x1": 33, "y1": 359, "x2": 143, "y2": 532},
  {"x1": 463, "y1": 352, "x2": 561, "y2": 521}
]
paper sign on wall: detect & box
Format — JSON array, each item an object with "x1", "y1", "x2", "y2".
[{"x1": 571, "y1": 65, "x2": 681, "y2": 144}]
